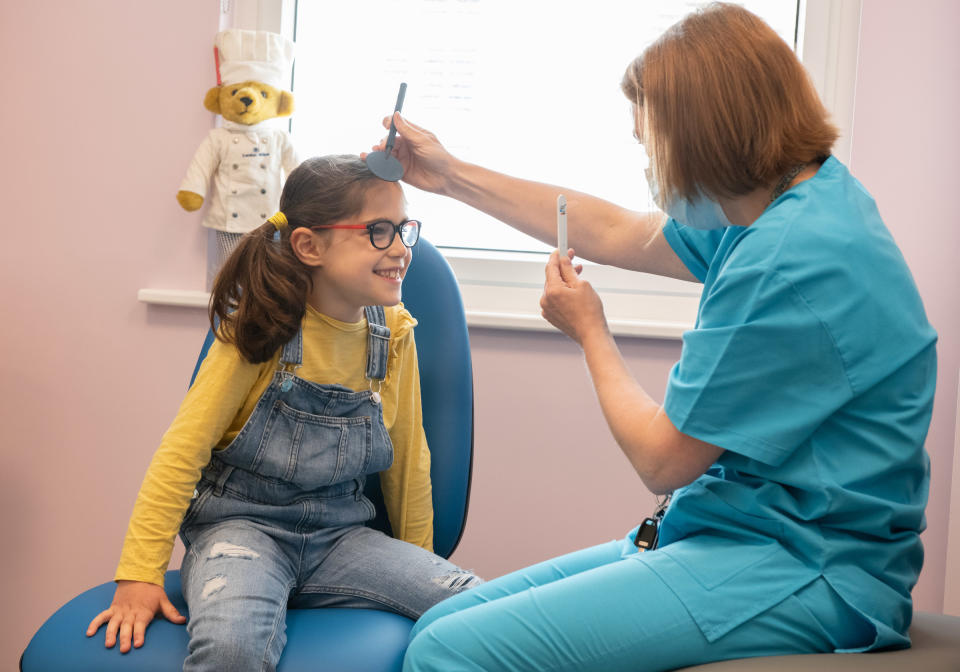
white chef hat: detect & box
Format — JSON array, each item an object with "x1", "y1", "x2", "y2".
[{"x1": 214, "y1": 29, "x2": 294, "y2": 90}]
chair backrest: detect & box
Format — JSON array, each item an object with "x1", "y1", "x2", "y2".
[{"x1": 190, "y1": 238, "x2": 473, "y2": 559}]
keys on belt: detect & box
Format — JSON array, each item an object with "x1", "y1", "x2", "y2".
[{"x1": 634, "y1": 494, "x2": 671, "y2": 552}]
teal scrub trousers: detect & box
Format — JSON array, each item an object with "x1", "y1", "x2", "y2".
[{"x1": 402, "y1": 530, "x2": 873, "y2": 672}]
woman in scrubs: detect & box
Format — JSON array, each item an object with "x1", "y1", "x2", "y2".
[{"x1": 370, "y1": 4, "x2": 936, "y2": 671}]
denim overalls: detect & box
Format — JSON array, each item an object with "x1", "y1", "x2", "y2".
[{"x1": 179, "y1": 307, "x2": 478, "y2": 672}]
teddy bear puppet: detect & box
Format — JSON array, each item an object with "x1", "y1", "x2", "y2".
[{"x1": 177, "y1": 29, "x2": 300, "y2": 265}]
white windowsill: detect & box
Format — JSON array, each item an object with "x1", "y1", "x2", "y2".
[
  {"x1": 138, "y1": 249, "x2": 699, "y2": 340},
  {"x1": 138, "y1": 288, "x2": 210, "y2": 308}
]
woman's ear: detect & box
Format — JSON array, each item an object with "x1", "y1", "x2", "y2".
[{"x1": 289, "y1": 228, "x2": 326, "y2": 267}]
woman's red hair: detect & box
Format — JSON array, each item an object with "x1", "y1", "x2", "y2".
[{"x1": 621, "y1": 2, "x2": 838, "y2": 202}]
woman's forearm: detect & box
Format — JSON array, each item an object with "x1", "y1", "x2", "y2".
[
  {"x1": 444, "y1": 159, "x2": 692, "y2": 279},
  {"x1": 579, "y1": 327, "x2": 667, "y2": 491},
  {"x1": 579, "y1": 327, "x2": 723, "y2": 494}
]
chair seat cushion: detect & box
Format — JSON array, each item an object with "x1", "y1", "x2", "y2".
[
  {"x1": 21, "y1": 572, "x2": 414, "y2": 672},
  {"x1": 675, "y1": 612, "x2": 960, "y2": 671}
]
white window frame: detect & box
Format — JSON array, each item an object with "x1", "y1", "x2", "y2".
[{"x1": 213, "y1": 0, "x2": 862, "y2": 339}]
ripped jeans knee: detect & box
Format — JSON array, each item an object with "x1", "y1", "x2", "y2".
[
  {"x1": 432, "y1": 567, "x2": 483, "y2": 592},
  {"x1": 192, "y1": 541, "x2": 264, "y2": 600},
  {"x1": 180, "y1": 531, "x2": 292, "y2": 672}
]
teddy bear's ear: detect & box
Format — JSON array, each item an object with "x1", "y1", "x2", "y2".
[
  {"x1": 203, "y1": 87, "x2": 222, "y2": 114},
  {"x1": 276, "y1": 91, "x2": 295, "y2": 118}
]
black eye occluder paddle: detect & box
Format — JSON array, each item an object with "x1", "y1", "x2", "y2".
[{"x1": 366, "y1": 82, "x2": 407, "y2": 182}]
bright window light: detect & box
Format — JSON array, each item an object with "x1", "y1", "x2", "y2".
[{"x1": 291, "y1": 1, "x2": 799, "y2": 254}]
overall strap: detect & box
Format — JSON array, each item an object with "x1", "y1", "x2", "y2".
[
  {"x1": 364, "y1": 306, "x2": 391, "y2": 382},
  {"x1": 279, "y1": 326, "x2": 303, "y2": 368}
]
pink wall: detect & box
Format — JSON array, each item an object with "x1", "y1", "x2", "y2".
[
  {"x1": 449, "y1": 329, "x2": 681, "y2": 577},
  {"x1": 2, "y1": 1, "x2": 957, "y2": 667},
  {"x1": 2, "y1": 1, "x2": 219, "y2": 664},
  {"x1": 848, "y1": 0, "x2": 960, "y2": 612}
]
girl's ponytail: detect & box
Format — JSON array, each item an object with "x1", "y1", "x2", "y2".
[
  {"x1": 208, "y1": 155, "x2": 381, "y2": 364},
  {"x1": 209, "y1": 220, "x2": 312, "y2": 363}
]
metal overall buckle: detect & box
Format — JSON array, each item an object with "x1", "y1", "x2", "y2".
[
  {"x1": 368, "y1": 377, "x2": 383, "y2": 404},
  {"x1": 279, "y1": 362, "x2": 300, "y2": 392}
]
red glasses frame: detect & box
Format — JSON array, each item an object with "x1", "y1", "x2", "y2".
[{"x1": 310, "y1": 219, "x2": 421, "y2": 250}]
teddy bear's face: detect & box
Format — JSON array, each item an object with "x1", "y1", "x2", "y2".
[{"x1": 204, "y1": 81, "x2": 294, "y2": 124}]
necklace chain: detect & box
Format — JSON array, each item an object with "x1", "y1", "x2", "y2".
[{"x1": 770, "y1": 163, "x2": 808, "y2": 203}]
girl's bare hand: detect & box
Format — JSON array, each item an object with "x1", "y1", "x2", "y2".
[{"x1": 86, "y1": 580, "x2": 186, "y2": 653}]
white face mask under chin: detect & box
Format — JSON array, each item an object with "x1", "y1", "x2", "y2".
[{"x1": 645, "y1": 165, "x2": 733, "y2": 231}]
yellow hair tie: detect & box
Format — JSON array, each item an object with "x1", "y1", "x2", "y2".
[{"x1": 268, "y1": 211, "x2": 288, "y2": 231}]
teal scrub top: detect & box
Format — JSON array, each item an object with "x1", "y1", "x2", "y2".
[{"x1": 654, "y1": 156, "x2": 936, "y2": 650}]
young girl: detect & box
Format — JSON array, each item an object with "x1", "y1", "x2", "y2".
[{"x1": 86, "y1": 155, "x2": 480, "y2": 671}]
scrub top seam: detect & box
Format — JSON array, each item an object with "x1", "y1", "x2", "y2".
[
  {"x1": 727, "y1": 199, "x2": 857, "y2": 398},
  {"x1": 748, "y1": 172, "x2": 857, "y2": 396},
  {"x1": 671, "y1": 254, "x2": 783, "y2": 446},
  {"x1": 766, "y1": 269, "x2": 857, "y2": 398},
  {"x1": 671, "y1": 238, "x2": 775, "y2": 434}
]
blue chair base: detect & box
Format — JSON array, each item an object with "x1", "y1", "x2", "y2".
[{"x1": 21, "y1": 571, "x2": 414, "y2": 671}]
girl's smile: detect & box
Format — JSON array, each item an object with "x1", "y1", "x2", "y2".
[
  {"x1": 307, "y1": 181, "x2": 414, "y2": 322},
  {"x1": 374, "y1": 264, "x2": 405, "y2": 282}
]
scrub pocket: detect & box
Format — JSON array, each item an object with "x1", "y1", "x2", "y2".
[{"x1": 644, "y1": 535, "x2": 819, "y2": 642}]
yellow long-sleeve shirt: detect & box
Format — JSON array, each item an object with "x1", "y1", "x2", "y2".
[{"x1": 116, "y1": 304, "x2": 433, "y2": 586}]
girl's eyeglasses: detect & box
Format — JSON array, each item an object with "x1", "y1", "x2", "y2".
[{"x1": 311, "y1": 219, "x2": 421, "y2": 250}]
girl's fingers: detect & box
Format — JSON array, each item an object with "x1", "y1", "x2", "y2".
[
  {"x1": 133, "y1": 617, "x2": 148, "y2": 648},
  {"x1": 86, "y1": 609, "x2": 110, "y2": 636},
  {"x1": 161, "y1": 597, "x2": 187, "y2": 624},
  {"x1": 118, "y1": 619, "x2": 134, "y2": 653},
  {"x1": 104, "y1": 614, "x2": 121, "y2": 647}
]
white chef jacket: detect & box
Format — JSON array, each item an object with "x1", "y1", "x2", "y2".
[{"x1": 180, "y1": 120, "x2": 300, "y2": 233}]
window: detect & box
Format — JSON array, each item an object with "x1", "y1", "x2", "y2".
[
  {"x1": 232, "y1": 0, "x2": 860, "y2": 337},
  {"x1": 292, "y1": 1, "x2": 798, "y2": 254}
]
